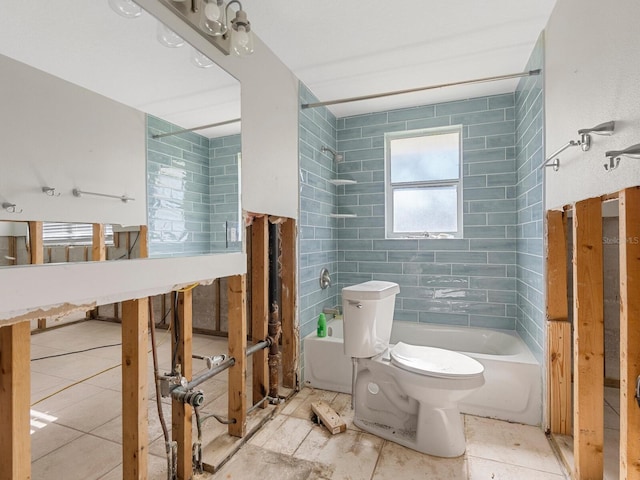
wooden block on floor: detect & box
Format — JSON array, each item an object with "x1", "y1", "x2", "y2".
[{"x1": 311, "y1": 401, "x2": 346, "y2": 435}]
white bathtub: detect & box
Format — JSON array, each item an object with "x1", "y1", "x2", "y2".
[{"x1": 303, "y1": 319, "x2": 541, "y2": 426}]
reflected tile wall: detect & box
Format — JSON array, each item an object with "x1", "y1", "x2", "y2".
[
  {"x1": 335, "y1": 94, "x2": 519, "y2": 330},
  {"x1": 210, "y1": 134, "x2": 241, "y2": 251}
]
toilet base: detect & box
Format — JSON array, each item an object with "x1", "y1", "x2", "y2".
[{"x1": 353, "y1": 362, "x2": 471, "y2": 457}]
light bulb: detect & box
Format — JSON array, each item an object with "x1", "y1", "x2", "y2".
[
  {"x1": 200, "y1": 0, "x2": 227, "y2": 36},
  {"x1": 204, "y1": 2, "x2": 220, "y2": 21},
  {"x1": 108, "y1": 0, "x2": 142, "y2": 18},
  {"x1": 231, "y1": 25, "x2": 254, "y2": 56}
]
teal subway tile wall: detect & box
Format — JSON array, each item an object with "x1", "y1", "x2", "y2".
[
  {"x1": 210, "y1": 134, "x2": 241, "y2": 251},
  {"x1": 515, "y1": 32, "x2": 545, "y2": 362},
  {"x1": 298, "y1": 83, "x2": 339, "y2": 343},
  {"x1": 146, "y1": 115, "x2": 240, "y2": 256},
  {"x1": 335, "y1": 94, "x2": 519, "y2": 330}
]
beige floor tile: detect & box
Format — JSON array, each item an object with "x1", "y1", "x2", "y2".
[
  {"x1": 294, "y1": 427, "x2": 383, "y2": 480},
  {"x1": 31, "y1": 352, "x2": 120, "y2": 382},
  {"x1": 31, "y1": 371, "x2": 72, "y2": 398},
  {"x1": 465, "y1": 415, "x2": 564, "y2": 475},
  {"x1": 372, "y1": 440, "x2": 467, "y2": 480},
  {"x1": 215, "y1": 444, "x2": 332, "y2": 479},
  {"x1": 289, "y1": 388, "x2": 339, "y2": 420},
  {"x1": 468, "y1": 456, "x2": 566, "y2": 479},
  {"x1": 250, "y1": 415, "x2": 313, "y2": 455},
  {"x1": 53, "y1": 388, "x2": 122, "y2": 432},
  {"x1": 604, "y1": 403, "x2": 620, "y2": 430},
  {"x1": 97, "y1": 453, "x2": 188, "y2": 480},
  {"x1": 31, "y1": 420, "x2": 84, "y2": 462},
  {"x1": 32, "y1": 434, "x2": 121, "y2": 480},
  {"x1": 31, "y1": 382, "x2": 107, "y2": 413},
  {"x1": 91, "y1": 399, "x2": 173, "y2": 445},
  {"x1": 604, "y1": 386, "x2": 620, "y2": 415},
  {"x1": 604, "y1": 427, "x2": 620, "y2": 480}
]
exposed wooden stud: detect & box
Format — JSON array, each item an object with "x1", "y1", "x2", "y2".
[
  {"x1": 138, "y1": 226, "x2": 148, "y2": 259},
  {"x1": 251, "y1": 216, "x2": 269, "y2": 407},
  {"x1": 8, "y1": 237, "x2": 17, "y2": 265},
  {"x1": 546, "y1": 210, "x2": 571, "y2": 435},
  {"x1": 0, "y1": 322, "x2": 31, "y2": 480},
  {"x1": 121, "y1": 298, "x2": 149, "y2": 480},
  {"x1": 29, "y1": 221, "x2": 46, "y2": 329},
  {"x1": 92, "y1": 224, "x2": 106, "y2": 261},
  {"x1": 572, "y1": 197, "x2": 604, "y2": 480},
  {"x1": 228, "y1": 274, "x2": 247, "y2": 437},
  {"x1": 547, "y1": 320, "x2": 572, "y2": 434},
  {"x1": 619, "y1": 186, "x2": 640, "y2": 480},
  {"x1": 28, "y1": 221, "x2": 43, "y2": 265},
  {"x1": 172, "y1": 290, "x2": 193, "y2": 480},
  {"x1": 280, "y1": 218, "x2": 298, "y2": 389}
]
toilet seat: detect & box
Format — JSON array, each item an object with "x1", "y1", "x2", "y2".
[{"x1": 389, "y1": 342, "x2": 484, "y2": 379}]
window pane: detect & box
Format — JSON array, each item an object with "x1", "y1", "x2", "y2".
[
  {"x1": 393, "y1": 186, "x2": 458, "y2": 233},
  {"x1": 43, "y1": 222, "x2": 114, "y2": 246},
  {"x1": 390, "y1": 132, "x2": 459, "y2": 183}
]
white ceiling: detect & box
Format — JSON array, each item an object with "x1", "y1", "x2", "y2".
[{"x1": 0, "y1": 0, "x2": 556, "y2": 137}]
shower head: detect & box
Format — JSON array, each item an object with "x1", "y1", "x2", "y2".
[{"x1": 321, "y1": 146, "x2": 344, "y2": 162}]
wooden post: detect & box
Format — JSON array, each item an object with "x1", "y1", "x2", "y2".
[
  {"x1": 546, "y1": 210, "x2": 572, "y2": 435},
  {"x1": 121, "y1": 298, "x2": 149, "y2": 480},
  {"x1": 251, "y1": 216, "x2": 269, "y2": 407},
  {"x1": 29, "y1": 221, "x2": 47, "y2": 329},
  {"x1": 8, "y1": 236, "x2": 17, "y2": 265},
  {"x1": 92, "y1": 224, "x2": 106, "y2": 261},
  {"x1": 619, "y1": 187, "x2": 640, "y2": 480},
  {"x1": 572, "y1": 197, "x2": 604, "y2": 479},
  {"x1": 172, "y1": 290, "x2": 193, "y2": 480},
  {"x1": 228, "y1": 275, "x2": 247, "y2": 437},
  {"x1": 280, "y1": 218, "x2": 298, "y2": 389},
  {"x1": 0, "y1": 322, "x2": 31, "y2": 480},
  {"x1": 28, "y1": 221, "x2": 43, "y2": 265},
  {"x1": 138, "y1": 225, "x2": 148, "y2": 259}
]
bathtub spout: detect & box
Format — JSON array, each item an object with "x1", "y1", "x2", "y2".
[{"x1": 323, "y1": 306, "x2": 341, "y2": 317}]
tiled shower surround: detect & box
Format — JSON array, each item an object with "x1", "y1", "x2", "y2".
[
  {"x1": 299, "y1": 82, "x2": 544, "y2": 357},
  {"x1": 335, "y1": 95, "x2": 519, "y2": 330},
  {"x1": 515, "y1": 33, "x2": 545, "y2": 361},
  {"x1": 146, "y1": 116, "x2": 240, "y2": 256}
]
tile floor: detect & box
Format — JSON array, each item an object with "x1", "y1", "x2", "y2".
[{"x1": 29, "y1": 320, "x2": 570, "y2": 479}]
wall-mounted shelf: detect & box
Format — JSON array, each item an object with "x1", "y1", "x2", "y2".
[
  {"x1": 330, "y1": 213, "x2": 357, "y2": 218},
  {"x1": 328, "y1": 179, "x2": 357, "y2": 186}
]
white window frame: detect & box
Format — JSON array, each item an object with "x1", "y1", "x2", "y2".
[{"x1": 384, "y1": 125, "x2": 463, "y2": 239}]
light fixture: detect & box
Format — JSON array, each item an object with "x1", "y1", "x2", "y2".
[
  {"x1": 541, "y1": 120, "x2": 615, "y2": 171},
  {"x1": 604, "y1": 143, "x2": 640, "y2": 171},
  {"x1": 227, "y1": 1, "x2": 254, "y2": 56},
  {"x1": 159, "y1": 0, "x2": 254, "y2": 56},
  {"x1": 108, "y1": 0, "x2": 142, "y2": 18},
  {"x1": 157, "y1": 21, "x2": 186, "y2": 48},
  {"x1": 200, "y1": 0, "x2": 227, "y2": 36}
]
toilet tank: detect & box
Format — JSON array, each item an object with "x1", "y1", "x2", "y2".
[{"x1": 342, "y1": 281, "x2": 400, "y2": 358}]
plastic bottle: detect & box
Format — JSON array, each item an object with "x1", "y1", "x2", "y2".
[{"x1": 317, "y1": 312, "x2": 327, "y2": 337}]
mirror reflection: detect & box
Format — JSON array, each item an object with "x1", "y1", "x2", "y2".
[{"x1": 0, "y1": 1, "x2": 242, "y2": 263}]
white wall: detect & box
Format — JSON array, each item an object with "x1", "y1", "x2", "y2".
[
  {"x1": 136, "y1": 0, "x2": 300, "y2": 220},
  {"x1": 545, "y1": 0, "x2": 640, "y2": 209},
  {"x1": 0, "y1": 54, "x2": 147, "y2": 225}
]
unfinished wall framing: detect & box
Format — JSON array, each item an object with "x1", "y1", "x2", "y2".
[{"x1": 546, "y1": 186, "x2": 640, "y2": 480}]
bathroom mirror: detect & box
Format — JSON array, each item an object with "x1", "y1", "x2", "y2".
[{"x1": 0, "y1": 1, "x2": 242, "y2": 261}]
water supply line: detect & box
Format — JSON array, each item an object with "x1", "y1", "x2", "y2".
[{"x1": 149, "y1": 301, "x2": 177, "y2": 480}]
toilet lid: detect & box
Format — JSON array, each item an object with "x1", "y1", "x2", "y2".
[{"x1": 389, "y1": 342, "x2": 484, "y2": 379}]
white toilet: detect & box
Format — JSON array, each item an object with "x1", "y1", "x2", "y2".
[{"x1": 342, "y1": 281, "x2": 485, "y2": 457}]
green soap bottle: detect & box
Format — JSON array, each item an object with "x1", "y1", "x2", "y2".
[{"x1": 317, "y1": 313, "x2": 327, "y2": 337}]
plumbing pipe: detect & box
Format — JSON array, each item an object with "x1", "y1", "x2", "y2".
[
  {"x1": 268, "y1": 221, "x2": 282, "y2": 400},
  {"x1": 246, "y1": 338, "x2": 271, "y2": 357},
  {"x1": 185, "y1": 356, "x2": 235, "y2": 390}
]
